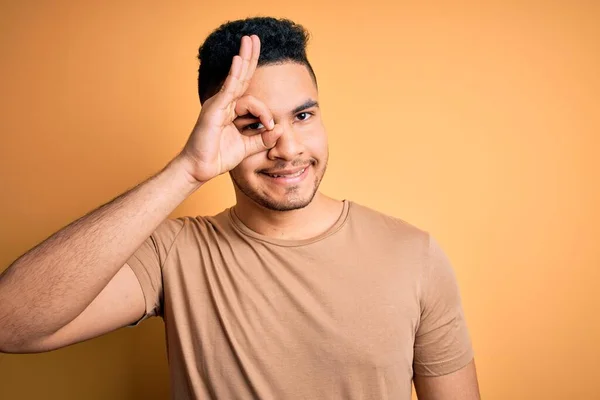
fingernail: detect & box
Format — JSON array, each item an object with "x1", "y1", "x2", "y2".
[{"x1": 269, "y1": 119, "x2": 274, "y2": 129}]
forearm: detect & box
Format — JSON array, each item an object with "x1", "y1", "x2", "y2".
[{"x1": 0, "y1": 155, "x2": 201, "y2": 345}]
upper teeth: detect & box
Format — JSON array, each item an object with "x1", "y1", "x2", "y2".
[{"x1": 269, "y1": 168, "x2": 306, "y2": 178}]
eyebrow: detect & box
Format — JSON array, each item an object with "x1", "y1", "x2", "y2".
[
  {"x1": 292, "y1": 99, "x2": 319, "y2": 115},
  {"x1": 235, "y1": 99, "x2": 319, "y2": 121}
]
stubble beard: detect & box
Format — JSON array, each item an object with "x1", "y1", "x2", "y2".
[{"x1": 231, "y1": 159, "x2": 327, "y2": 212}]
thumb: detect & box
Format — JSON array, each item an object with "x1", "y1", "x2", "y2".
[{"x1": 243, "y1": 124, "x2": 283, "y2": 156}]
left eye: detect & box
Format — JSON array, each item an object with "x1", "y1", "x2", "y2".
[{"x1": 297, "y1": 112, "x2": 312, "y2": 121}]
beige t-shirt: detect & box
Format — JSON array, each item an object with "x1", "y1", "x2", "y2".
[{"x1": 127, "y1": 200, "x2": 474, "y2": 399}]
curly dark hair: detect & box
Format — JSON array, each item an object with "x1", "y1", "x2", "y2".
[{"x1": 197, "y1": 16, "x2": 318, "y2": 104}]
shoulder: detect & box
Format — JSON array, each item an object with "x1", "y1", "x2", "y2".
[
  {"x1": 159, "y1": 208, "x2": 233, "y2": 244},
  {"x1": 347, "y1": 200, "x2": 430, "y2": 243}
]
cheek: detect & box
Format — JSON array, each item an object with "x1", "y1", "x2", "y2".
[
  {"x1": 306, "y1": 128, "x2": 328, "y2": 158},
  {"x1": 232, "y1": 153, "x2": 264, "y2": 178}
]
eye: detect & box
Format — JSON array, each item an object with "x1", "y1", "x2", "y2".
[
  {"x1": 243, "y1": 121, "x2": 264, "y2": 131},
  {"x1": 296, "y1": 111, "x2": 313, "y2": 121}
]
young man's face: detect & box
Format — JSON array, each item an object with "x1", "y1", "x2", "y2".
[{"x1": 230, "y1": 62, "x2": 328, "y2": 212}]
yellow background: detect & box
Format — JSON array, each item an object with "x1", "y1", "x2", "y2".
[{"x1": 1, "y1": 1, "x2": 598, "y2": 399}]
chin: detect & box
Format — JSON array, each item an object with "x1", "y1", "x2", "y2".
[{"x1": 255, "y1": 190, "x2": 318, "y2": 212}]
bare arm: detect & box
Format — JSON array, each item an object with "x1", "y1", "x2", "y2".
[
  {"x1": 0, "y1": 35, "x2": 280, "y2": 354},
  {"x1": 0, "y1": 156, "x2": 202, "y2": 352},
  {"x1": 12, "y1": 263, "x2": 144, "y2": 353},
  {"x1": 414, "y1": 359, "x2": 481, "y2": 400}
]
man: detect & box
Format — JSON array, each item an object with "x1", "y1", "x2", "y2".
[{"x1": 0, "y1": 17, "x2": 480, "y2": 399}]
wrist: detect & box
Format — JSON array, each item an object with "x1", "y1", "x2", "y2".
[{"x1": 167, "y1": 154, "x2": 205, "y2": 193}]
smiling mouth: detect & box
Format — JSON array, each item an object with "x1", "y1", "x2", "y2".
[
  {"x1": 259, "y1": 160, "x2": 314, "y2": 178},
  {"x1": 262, "y1": 167, "x2": 307, "y2": 178}
]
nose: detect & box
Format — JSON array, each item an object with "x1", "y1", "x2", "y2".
[{"x1": 267, "y1": 122, "x2": 304, "y2": 161}]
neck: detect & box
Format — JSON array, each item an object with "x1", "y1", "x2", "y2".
[{"x1": 232, "y1": 192, "x2": 344, "y2": 240}]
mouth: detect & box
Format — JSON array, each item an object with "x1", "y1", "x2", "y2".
[
  {"x1": 259, "y1": 165, "x2": 311, "y2": 184},
  {"x1": 263, "y1": 167, "x2": 306, "y2": 178}
]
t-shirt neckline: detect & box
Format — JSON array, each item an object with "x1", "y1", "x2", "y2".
[{"x1": 228, "y1": 200, "x2": 350, "y2": 247}]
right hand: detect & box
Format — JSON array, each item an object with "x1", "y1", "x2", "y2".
[{"x1": 178, "y1": 35, "x2": 283, "y2": 184}]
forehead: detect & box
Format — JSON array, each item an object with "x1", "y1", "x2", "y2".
[{"x1": 245, "y1": 63, "x2": 318, "y2": 113}]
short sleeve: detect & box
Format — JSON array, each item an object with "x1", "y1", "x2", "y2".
[
  {"x1": 126, "y1": 217, "x2": 186, "y2": 325},
  {"x1": 413, "y1": 234, "x2": 474, "y2": 376}
]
